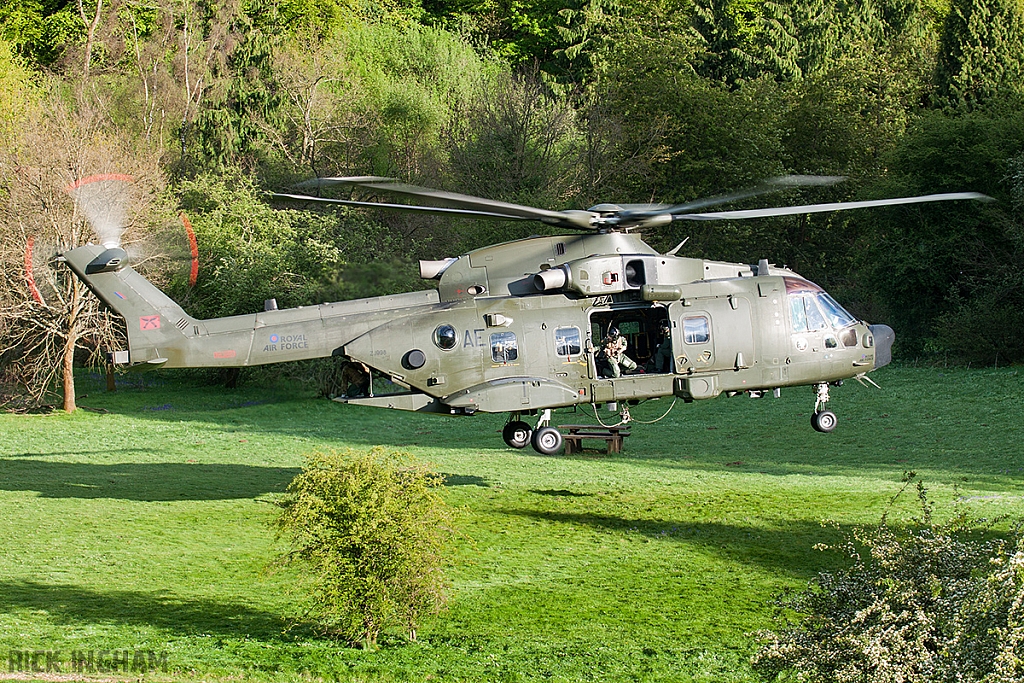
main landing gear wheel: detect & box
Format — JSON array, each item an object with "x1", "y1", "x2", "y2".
[
  {"x1": 531, "y1": 426, "x2": 564, "y2": 455},
  {"x1": 502, "y1": 420, "x2": 533, "y2": 449},
  {"x1": 811, "y1": 410, "x2": 838, "y2": 433}
]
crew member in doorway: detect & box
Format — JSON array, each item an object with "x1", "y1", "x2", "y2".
[
  {"x1": 341, "y1": 361, "x2": 371, "y2": 397},
  {"x1": 648, "y1": 321, "x2": 673, "y2": 373},
  {"x1": 597, "y1": 327, "x2": 637, "y2": 378}
]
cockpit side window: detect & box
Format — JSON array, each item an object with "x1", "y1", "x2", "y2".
[
  {"x1": 816, "y1": 293, "x2": 857, "y2": 329},
  {"x1": 789, "y1": 297, "x2": 808, "y2": 333}
]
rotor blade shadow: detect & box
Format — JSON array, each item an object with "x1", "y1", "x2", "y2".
[
  {"x1": 498, "y1": 507, "x2": 844, "y2": 578},
  {"x1": 441, "y1": 473, "x2": 490, "y2": 487},
  {"x1": 0, "y1": 580, "x2": 291, "y2": 640},
  {"x1": 0, "y1": 460, "x2": 299, "y2": 501}
]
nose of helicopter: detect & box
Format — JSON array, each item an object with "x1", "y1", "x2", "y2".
[{"x1": 869, "y1": 324, "x2": 895, "y2": 369}]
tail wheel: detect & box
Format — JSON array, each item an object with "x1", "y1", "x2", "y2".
[
  {"x1": 531, "y1": 426, "x2": 564, "y2": 455},
  {"x1": 502, "y1": 420, "x2": 532, "y2": 449},
  {"x1": 811, "y1": 410, "x2": 837, "y2": 433}
]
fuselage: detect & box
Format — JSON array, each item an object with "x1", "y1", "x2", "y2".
[
  {"x1": 341, "y1": 233, "x2": 890, "y2": 413},
  {"x1": 62, "y1": 232, "x2": 893, "y2": 416}
]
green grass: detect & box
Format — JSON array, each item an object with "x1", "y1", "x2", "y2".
[{"x1": 1, "y1": 365, "x2": 1023, "y2": 681}]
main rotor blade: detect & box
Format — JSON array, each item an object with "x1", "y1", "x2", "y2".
[
  {"x1": 673, "y1": 192, "x2": 992, "y2": 221},
  {"x1": 294, "y1": 176, "x2": 562, "y2": 221},
  {"x1": 629, "y1": 175, "x2": 847, "y2": 218},
  {"x1": 269, "y1": 192, "x2": 535, "y2": 221},
  {"x1": 285, "y1": 176, "x2": 598, "y2": 229},
  {"x1": 294, "y1": 176, "x2": 397, "y2": 189}
]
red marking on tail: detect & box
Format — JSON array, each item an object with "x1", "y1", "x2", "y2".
[
  {"x1": 180, "y1": 212, "x2": 199, "y2": 287},
  {"x1": 24, "y1": 236, "x2": 43, "y2": 304}
]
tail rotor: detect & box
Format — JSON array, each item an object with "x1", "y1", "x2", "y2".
[{"x1": 65, "y1": 173, "x2": 136, "y2": 248}]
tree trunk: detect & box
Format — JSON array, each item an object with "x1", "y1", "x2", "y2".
[
  {"x1": 77, "y1": 0, "x2": 104, "y2": 80},
  {"x1": 62, "y1": 333, "x2": 77, "y2": 412},
  {"x1": 62, "y1": 285, "x2": 81, "y2": 413}
]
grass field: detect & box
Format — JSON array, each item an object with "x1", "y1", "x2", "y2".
[{"x1": 1, "y1": 365, "x2": 1022, "y2": 682}]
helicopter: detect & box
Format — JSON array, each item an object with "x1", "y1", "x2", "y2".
[{"x1": 61, "y1": 175, "x2": 989, "y2": 454}]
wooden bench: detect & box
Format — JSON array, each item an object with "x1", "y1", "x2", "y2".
[{"x1": 559, "y1": 424, "x2": 631, "y2": 455}]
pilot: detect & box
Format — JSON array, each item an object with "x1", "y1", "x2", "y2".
[
  {"x1": 647, "y1": 321, "x2": 673, "y2": 373},
  {"x1": 597, "y1": 327, "x2": 637, "y2": 378},
  {"x1": 341, "y1": 361, "x2": 371, "y2": 397}
]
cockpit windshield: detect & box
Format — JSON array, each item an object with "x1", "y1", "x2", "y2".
[
  {"x1": 785, "y1": 277, "x2": 859, "y2": 333},
  {"x1": 815, "y1": 293, "x2": 857, "y2": 329}
]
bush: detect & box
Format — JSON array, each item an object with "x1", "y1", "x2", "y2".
[
  {"x1": 275, "y1": 447, "x2": 456, "y2": 647},
  {"x1": 752, "y1": 476, "x2": 1024, "y2": 683}
]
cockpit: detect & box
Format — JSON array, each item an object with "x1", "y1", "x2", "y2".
[{"x1": 786, "y1": 277, "x2": 861, "y2": 346}]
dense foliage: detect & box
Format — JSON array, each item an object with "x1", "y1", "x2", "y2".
[
  {"x1": 753, "y1": 477, "x2": 1024, "y2": 682},
  {"x1": 274, "y1": 447, "x2": 456, "y2": 647},
  {"x1": 1, "y1": 0, "x2": 1023, "y2": 407}
]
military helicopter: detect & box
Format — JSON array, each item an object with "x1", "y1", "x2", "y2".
[{"x1": 61, "y1": 175, "x2": 988, "y2": 454}]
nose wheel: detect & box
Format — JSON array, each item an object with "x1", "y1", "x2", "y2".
[{"x1": 811, "y1": 383, "x2": 838, "y2": 433}]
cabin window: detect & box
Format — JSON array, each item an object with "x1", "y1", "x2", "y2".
[
  {"x1": 490, "y1": 331, "x2": 518, "y2": 364},
  {"x1": 683, "y1": 316, "x2": 710, "y2": 344},
  {"x1": 434, "y1": 324, "x2": 458, "y2": 350},
  {"x1": 554, "y1": 327, "x2": 581, "y2": 357}
]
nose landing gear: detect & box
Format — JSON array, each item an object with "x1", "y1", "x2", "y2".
[{"x1": 811, "y1": 382, "x2": 838, "y2": 433}]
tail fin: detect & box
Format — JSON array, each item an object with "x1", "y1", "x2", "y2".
[{"x1": 62, "y1": 244, "x2": 197, "y2": 367}]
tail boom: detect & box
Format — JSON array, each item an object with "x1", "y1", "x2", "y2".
[{"x1": 62, "y1": 244, "x2": 441, "y2": 368}]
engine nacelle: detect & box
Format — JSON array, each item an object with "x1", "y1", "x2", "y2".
[
  {"x1": 534, "y1": 267, "x2": 567, "y2": 291},
  {"x1": 533, "y1": 255, "x2": 652, "y2": 296}
]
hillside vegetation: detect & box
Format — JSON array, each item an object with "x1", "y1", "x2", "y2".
[{"x1": 1, "y1": 0, "x2": 1023, "y2": 401}]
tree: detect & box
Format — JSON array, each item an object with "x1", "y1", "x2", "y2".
[
  {"x1": 0, "y1": 0, "x2": 82, "y2": 67},
  {"x1": 275, "y1": 447, "x2": 457, "y2": 647},
  {"x1": 170, "y1": 171, "x2": 413, "y2": 320},
  {"x1": 860, "y1": 106, "x2": 1024, "y2": 361},
  {"x1": 447, "y1": 70, "x2": 582, "y2": 207},
  {"x1": 935, "y1": 0, "x2": 1024, "y2": 110},
  {"x1": 586, "y1": 65, "x2": 788, "y2": 256},
  {"x1": 0, "y1": 75, "x2": 165, "y2": 411},
  {"x1": 262, "y1": 30, "x2": 375, "y2": 179},
  {"x1": 76, "y1": 0, "x2": 103, "y2": 79}
]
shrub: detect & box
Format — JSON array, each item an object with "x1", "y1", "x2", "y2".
[
  {"x1": 752, "y1": 476, "x2": 1024, "y2": 682},
  {"x1": 275, "y1": 447, "x2": 456, "y2": 647}
]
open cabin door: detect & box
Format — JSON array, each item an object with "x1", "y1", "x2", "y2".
[{"x1": 587, "y1": 304, "x2": 674, "y2": 403}]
